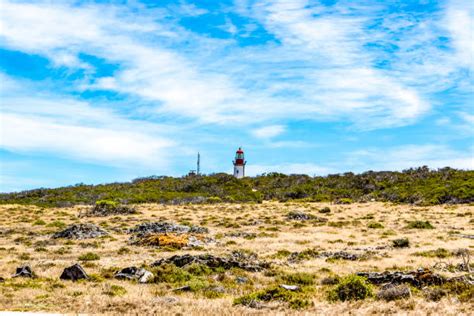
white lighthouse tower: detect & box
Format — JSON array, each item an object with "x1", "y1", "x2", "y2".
[{"x1": 233, "y1": 147, "x2": 246, "y2": 179}]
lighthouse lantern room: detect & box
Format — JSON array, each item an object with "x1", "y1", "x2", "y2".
[{"x1": 233, "y1": 147, "x2": 246, "y2": 179}]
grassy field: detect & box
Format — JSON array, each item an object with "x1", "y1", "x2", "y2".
[{"x1": 0, "y1": 202, "x2": 472, "y2": 315}]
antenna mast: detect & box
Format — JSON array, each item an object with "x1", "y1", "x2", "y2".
[{"x1": 197, "y1": 152, "x2": 200, "y2": 175}]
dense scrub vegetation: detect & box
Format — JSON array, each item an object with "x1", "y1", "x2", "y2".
[{"x1": 1, "y1": 167, "x2": 472, "y2": 207}]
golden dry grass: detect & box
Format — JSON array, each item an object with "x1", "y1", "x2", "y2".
[{"x1": 0, "y1": 202, "x2": 472, "y2": 315}]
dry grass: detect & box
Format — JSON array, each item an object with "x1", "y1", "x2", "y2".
[{"x1": 0, "y1": 202, "x2": 473, "y2": 315}]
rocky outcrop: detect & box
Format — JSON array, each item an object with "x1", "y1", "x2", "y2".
[
  {"x1": 152, "y1": 253, "x2": 270, "y2": 272},
  {"x1": 53, "y1": 224, "x2": 108, "y2": 239}
]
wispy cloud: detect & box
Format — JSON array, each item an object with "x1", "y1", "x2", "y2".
[{"x1": 251, "y1": 125, "x2": 285, "y2": 139}]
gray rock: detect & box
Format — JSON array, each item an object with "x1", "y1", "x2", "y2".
[
  {"x1": 115, "y1": 266, "x2": 154, "y2": 283},
  {"x1": 173, "y1": 285, "x2": 191, "y2": 292},
  {"x1": 357, "y1": 268, "x2": 445, "y2": 287},
  {"x1": 236, "y1": 276, "x2": 248, "y2": 284},
  {"x1": 128, "y1": 222, "x2": 208, "y2": 237},
  {"x1": 53, "y1": 224, "x2": 108, "y2": 240},
  {"x1": 280, "y1": 284, "x2": 300, "y2": 291},
  {"x1": 60, "y1": 263, "x2": 88, "y2": 281},
  {"x1": 12, "y1": 265, "x2": 33, "y2": 278},
  {"x1": 152, "y1": 253, "x2": 269, "y2": 272}
]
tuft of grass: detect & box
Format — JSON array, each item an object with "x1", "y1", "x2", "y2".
[
  {"x1": 279, "y1": 272, "x2": 316, "y2": 285},
  {"x1": 46, "y1": 221, "x2": 66, "y2": 229},
  {"x1": 367, "y1": 222, "x2": 384, "y2": 229},
  {"x1": 33, "y1": 219, "x2": 46, "y2": 226},
  {"x1": 234, "y1": 285, "x2": 313, "y2": 309},
  {"x1": 319, "y1": 207, "x2": 331, "y2": 214},
  {"x1": 392, "y1": 238, "x2": 410, "y2": 248},
  {"x1": 78, "y1": 252, "x2": 100, "y2": 261},
  {"x1": 328, "y1": 274, "x2": 373, "y2": 302},
  {"x1": 103, "y1": 284, "x2": 127, "y2": 297},
  {"x1": 406, "y1": 220, "x2": 434, "y2": 229},
  {"x1": 413, "y1": 248, "x2": 452, "y2": 258}
]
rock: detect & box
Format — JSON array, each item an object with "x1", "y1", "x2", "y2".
[
  {"x1": 357, "y1": 268, "x2": 445, "y2": 287},
  {"x1": 12, "y1": 265, "x2": 33, "y2": 278},
  {"x1": 286, "y1": 211, "x2": 326, "y2": 222},
  {"x1": 236, "y1": 276, "x2": 248, "y2": 284},
  {"x1": 456, "y1": 234, "x2": 474, "y2": 239},
  {"x1": 0, "y1": 277, "x2": 4, "y2": 282},
  {"x1": 132, "y1": 233, "x2": 213, "y2": 249},
  {"x1": 320, "y1": 276, "x2": 339, "y2": 285},
  {"x1": 128, "y1": 222, "x2": 208, "y2": 237},
  {"x1": 320, "y1": 251, "x2": 360, "y2": 261},
  {"x1": 60, "y1": 263, "x2": 89, "y2": 281},
  {"x1": 152, "y1": 253, "x2": 270, "y2": 272},
  {"x1": 225, "y1": 231, "x2": 257, "y2": 239},
  {"x1": 115, "y1": 267, "x2": 154, "y2": 284},
  {"x1": 173, "y1": 285, "x2": 191, "y2": 292},
  {"x1": 139, "y1": 270, "x2": 154, "y2": 284},
  {"x1": 280, "y1": 284, "x2": 300, "y2": 291},
  {"x1": 377, "y1": 284, "x2": 411, "y2": 301},
  {"x1": 53, "y1": 224, "x2": 108, "y2": 240}
]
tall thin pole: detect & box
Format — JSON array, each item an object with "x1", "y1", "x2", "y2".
[{"x1": 197, "y1": 152, "x2": 200, "y2": 175}]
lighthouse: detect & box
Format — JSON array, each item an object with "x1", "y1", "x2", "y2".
[{"x1": 233, "y1": 147, "x2": 246, "y2": 179}]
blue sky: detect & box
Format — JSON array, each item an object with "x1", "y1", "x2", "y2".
[{"x1": 0, "y1": 0, "x2": 473, "y2": 192}]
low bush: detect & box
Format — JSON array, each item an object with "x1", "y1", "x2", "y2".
[
  {"x1": 328, "y1": 275, "x2": 373, "y2": 302},
  {"x1": 367, "y1": 222, "x2": 384, "y2": 229},
  {"x1": 392, "y1": 238, "x2": 410, "y2": 248},
  {"x1": 78, "y1": 252, "x2": 100, "y2": 261},
  {"x1": 406, "y1": 221, "x2": 434, "y2": 229}
]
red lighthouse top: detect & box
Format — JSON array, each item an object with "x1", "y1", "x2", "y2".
[{"x1": 234, "y1": 147, "x2": 245, "y2": 165}]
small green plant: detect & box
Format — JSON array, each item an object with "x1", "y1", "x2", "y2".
[
  {"x1": 234, "y1": 285, "x2": 313, "y2": 309},
  {"x1": 280, "y1": 272, "x2": 315, "y2": 285},
  {"x1": 367, "y1": 222, "x2": 384, "y2": 229},
  {"x1": 33, "y1": 219, "x2": 46, "y2": 226},
  {"x1": 406, "y1": 220, "x2": 434, "y2": 229},
  {"x1": 46, "y1": 221, "x2": 66, "y2": 229},
  {"x1": 328, "y1": 275, "x2": 373, "y2": 302},
  {"x1": 78, "y1": 252, "x2": 100, "y2": 261},
  {"x1": 103, "y1": 284, "x2": 127, "y2": 297},
  {"x1": 319, "y1": 207, "x2": 331, "y2": 214},
  {"x1": 413, "y1": 248, "x2": 451, "y2": 258},
  {"x1": 392, "y1": 238, "x2": 410, "y2": 248}
]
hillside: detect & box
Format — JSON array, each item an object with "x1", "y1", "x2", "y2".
[{"x1": 1, "y1": 167, "x2": 473, "y2": 207}]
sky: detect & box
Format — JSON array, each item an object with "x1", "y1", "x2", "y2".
[{"x1": 0, "y1": 0, "x2": 473, "y2": 192}]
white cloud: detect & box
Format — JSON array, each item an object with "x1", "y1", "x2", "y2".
[
  {"x1": 0, "y1": 0, "x2": 445, "y2": 129},
  {"x1": 251, "y1": 125, "x2": 285, "y2": 139},
  {"x1": 0, "y1": 75, "x2": 176, "y2": 168}
]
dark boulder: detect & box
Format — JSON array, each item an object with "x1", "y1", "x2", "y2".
[
  {"x1": 12, "y1": 265, "x2": 33, "y2": 278},
  {"x1": 60, "y1": 264, "x2": 89, "y2": 281}
]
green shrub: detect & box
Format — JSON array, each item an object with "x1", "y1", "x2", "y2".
[
  {"x1": 319, "y1": 207, "x2": 331, "y2": 214},
  {"x1": 234, "y1": 285, "x2": 313, "y2": 309},
  {"x1": 46, "y1": 221, "x2": 66, "y2": 229},
  {"x1": 413, "y1": 248, "x2": 451, "y2": 258},
  {"x1": 280, "y1": 272, "x2": 315, "y2": 285},
  {"x1": 406, "y1": 221, "x2": 434, "y2": 229},
  {"x1": 33, "y1": 219, "x2": 46, "y2": 226},
  {"x1": 367, "y1": 222, "x2": 384, "y2": 229},
  {"x1": 328, "y1": 275, "x2": 373, "y2": 302},
  {"x1": 392, "y1": 238, "x2": 409, "y2": 248},
  {"x1": 152, "y1": 264, "x2": 192, "y2": 283},
  {"x1": 103, "y1": 284, "x2": 127, "y2": 296},
  {"x1": 78, "y1": 252, "x2": 100, "y2": 261}
]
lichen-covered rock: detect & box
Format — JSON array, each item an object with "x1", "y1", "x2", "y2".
[
  {"x1": 60, "y1": 264, "x2": 88, "y2": 281},
  {"x1": 53, "y1": 224, "x2": 108, "y2": 240},
  {"x1": 152, "y1": 253, "x2": 269, "y2": 272},
  {"x1": 128, "y1": 222, "x2": 208, "y2": 237},
  {"x1": 357, "y1": 268, "x2": 445, "y2": 287},
  {"x1": 115, "y1": 267, "x2": 154, "y2": 284}
]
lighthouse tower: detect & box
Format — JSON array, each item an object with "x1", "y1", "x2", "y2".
[{"x1": 233, "y1": 147, "x2": 246, "y2": 179}]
